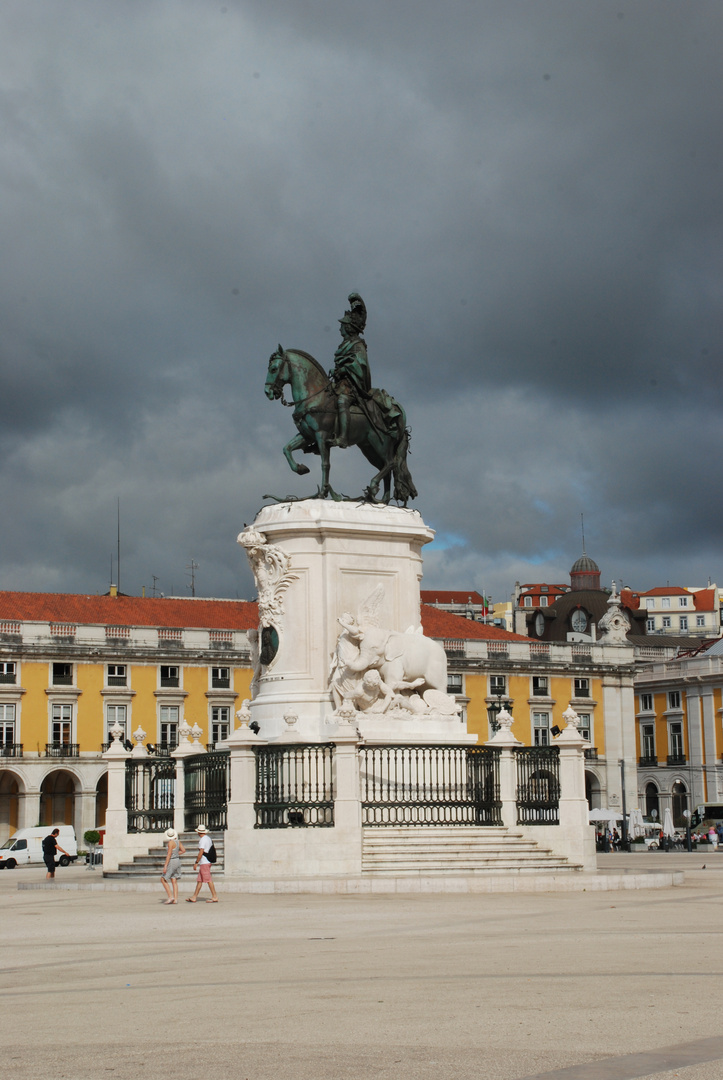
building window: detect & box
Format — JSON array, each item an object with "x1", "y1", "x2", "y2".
[
  {"x1": 159, "y1": 705, "x2": 179, "y2": 748},
  {"x1": 533, "y1": 712, "x2": 550, "y2": 746},
  {"x1": 52, "y1": 662, "x2": 73, "y2": 686},
  {"x1": 539, "y1": 596, "x2": 548, "y2": 608},
  {"x1": 641, "y1": 694, "x2": 653, "y2": 712},
  {"x1": 490, "y1": 675, "x2": 506, "y2": 696},
  {"x1": 668, "y1": 690, "x2": 681, "y2": 710},
  {"x1": 532, "y1": 676, "x2": 548, "y2": 697},
  {"x1": 662, "y1": 616, "x2": 671, "y2": 629},
  {"x1": 211, "y1": 706, "x2": 230, "y2": 743},
  {"x1": 0, "y1": 703, "x2": 16, "y2": 745},
  {"x1": 107, "y1": 664, "x2": 127, "y2": 687},
  {"x1": 0, "y1": 661, "x2": 16, "y2": 685},
  {"x1": 679, "y1": 596, "x2": 688, "y2": 608},
  {"x1": 577, "y1": 713, "x2": 591, "y2": 741},
  {"x1": 642, "y1": 724, "x2": 655, "y2": 759},
  {"x1": 669, "y1": 722, "x2": 684, "y2": 758},
  {"x1": 645, "y1": 782, "x2": 660, "y2": 819},
  {"x1": 106, "y1": 704, "x2": 127, "y2": 739},
  {"x1": 574, "y1": 677, "x2": 590, "y2": 698},
  {"x1": 672, "y1": 781, "x2": 688, "y2": 827},
  {"x1": 447, "y1": 673, "x2": 463, "y2": 695},
  {"x1": 679, "y1": 616, "x2": 688, "y2": 631},
  {"x1": 696, "y1": 615, "x2": 705, "y2": 628},
  {"x1": 51, "y1": 703, "x2": 73, "y2": 745},
  {"x1": 523, "y1": 595, "x2": 533, "y2": 607},
  {"x1": 160, "y1": 665, "x2": 179, "y2": 688},
  {"x1": 647, "y1": 618, "x2": 655, "y2": 632},
  {"x1": 662, "y1": 597, "x2": 671, "y2": 609},
  {"x1": 212, "y1": 666, "x2": 230, "y2": 689},
  {"x1": 645, "y1": 597, "x2": 655, "y2": 609}
]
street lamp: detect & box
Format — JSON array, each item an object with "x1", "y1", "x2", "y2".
[{"x1": 487, "y1": 691, "x2": 512, "y2": 733}]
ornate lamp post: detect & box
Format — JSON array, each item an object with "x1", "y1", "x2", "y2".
[{"x1": 487, "y1": 691, "x2": 513, "y2": 733}]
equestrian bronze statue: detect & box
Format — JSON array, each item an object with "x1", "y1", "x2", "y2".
[{"x1": 265, "y1": 293, "x2": 417, "y2": 505}]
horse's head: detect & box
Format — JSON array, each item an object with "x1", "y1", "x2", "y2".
[{"x1": 265, "y1": 345, "x2": 287, "y2": 400}]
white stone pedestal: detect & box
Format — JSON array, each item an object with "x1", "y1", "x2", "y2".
[{"x1": 239, "y1": 500, "x2": 441, "y2": 742}]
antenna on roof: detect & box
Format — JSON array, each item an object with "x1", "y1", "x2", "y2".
[
  {"x1": 580, "y1": 513, "x2": 586, "y2": 556},
  {"x1": 186, "y1": 558, "x2": 199, "y2": 598},
  {"x1": 151, "y1": 575, "x2": 160, "y2": 597},
  {"x1": 117, "y1": 497, "x2": 121, "y2": 594}
]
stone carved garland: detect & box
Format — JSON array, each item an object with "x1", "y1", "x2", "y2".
[
  {"x1": 329, "y1": 584, "x2": 461, "y2": 721},
  {"x1": 238, "y1": 525, "x2": 299, "y2": 692}
]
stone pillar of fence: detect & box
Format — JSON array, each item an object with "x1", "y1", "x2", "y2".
[
  {"x1": 101, "y1": 726, "x2": 131, "y2": 872},
  {"x1": 224, "y1": 710, "x2": 266, "y2": 875},
  {"x1": 485, "y1": 708, "x2": 521, "y2": 830},
  {"x1": 554, "y1": 706, "x2": 596, "y2": 869},
  {"x1": 171, "y1": 721, "x2": 198, "y2": 834},
  {"x1": 332, "y1": 723, "x2": 362, "y2": 834}
]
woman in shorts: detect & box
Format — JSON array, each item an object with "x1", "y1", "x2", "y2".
[{"x1": 160, "y1": 827, "x2": 185, "y2": 905}]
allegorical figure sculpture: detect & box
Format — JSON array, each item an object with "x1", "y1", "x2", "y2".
[
  {"x1": 238, "y1": 525, "x2": 299, "y2": 692},
  {"x1": 265, "y1": 293, "x2": 417, "y2": 504},
  {"x1": 329, "y1": 585, "x2": 461, "y2": 720}
]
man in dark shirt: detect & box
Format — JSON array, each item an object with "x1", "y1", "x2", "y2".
[{"x1": 42, "y1": 829, "x2": 70, "y2": 879}]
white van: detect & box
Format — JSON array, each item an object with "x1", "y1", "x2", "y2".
[{"x1": 0, "y1": 826, "x2": 78, "y2": 869}]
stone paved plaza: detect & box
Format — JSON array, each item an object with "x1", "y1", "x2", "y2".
[{"x1": 2, "y1": 854, "x2": 722, "y2": 1080}]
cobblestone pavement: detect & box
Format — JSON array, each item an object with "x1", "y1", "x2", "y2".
[{"x1": 1, "y1": 852, "x2": 721, "y2": 1080}]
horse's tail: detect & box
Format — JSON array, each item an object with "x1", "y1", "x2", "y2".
[{"x1": 392, "y1": 428, "x2": 417, "y2": 506}]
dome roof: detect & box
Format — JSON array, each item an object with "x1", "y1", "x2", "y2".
[{"x1": 571, "y1": 554, "x2": 600, "y2": 575}]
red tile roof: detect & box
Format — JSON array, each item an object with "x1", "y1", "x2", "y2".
[
  {"x1": 0, "y1": 592, "x2": 258, "y2": 630},
  {"x1": 693, "y1": 589, "x2": 717, "y2": 612},
  {"x1": 0, "y1": 591, "x2": 528, "y2": 643},
  {"x1": 420, "y1": 605, "x2": 528, "y2": 641},
  {"x1": 620, "y1": 589, "x2": 641, "y2": 610},
  {"x1": 639, "y1": 586, "x2": 690, "y2": 597},
  {"x1": 421, "y1": 590, "x2": 486, "y2": 605}
]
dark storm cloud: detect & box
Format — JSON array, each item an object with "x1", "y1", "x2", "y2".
[{"x1": 0, "y1": 1, "x2": 721, "y2": 603}]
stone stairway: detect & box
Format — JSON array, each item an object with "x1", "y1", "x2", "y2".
[
  {"x1": 362, "y1": 826, "x2": 582, "y2": 874},
  {"x1": 104, "y1": 832, "x2": 225, "y2": 878}
]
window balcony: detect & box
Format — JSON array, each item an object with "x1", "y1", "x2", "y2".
[
  {"x1": 0, "y1": 743, "x2": 23, "y2": 757},
  {"x1": 45, "y1": 743, "x2": 79, "y2": 758},
  {"x1": 583, "y1": 747, "x2": 598, "y2": 760},
  {"x1": 638, "y1": 755, "x2": 658, "y2": 767},
  {"x1": 666, "y1": 754, "x2": 687, "y2": 766}
]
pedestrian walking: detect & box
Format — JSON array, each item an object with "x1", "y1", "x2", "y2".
[
  {"x1": 185, "y1": 824, "x2": 218, "y2": 903},
  {"x1": 160, "y1": 827, "x2": 186, "y2": 905},
  {"x1": 42, "y1": 828, "x2": 70, "y2": 880}
]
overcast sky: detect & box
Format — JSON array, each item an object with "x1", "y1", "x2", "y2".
[{"x1": 0, "y1": 1, "x2": 721, "y2": 605}]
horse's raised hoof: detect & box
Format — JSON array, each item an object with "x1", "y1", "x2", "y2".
[{"x1": 295, "y1": 463, "x2": 310, "y2": 475}]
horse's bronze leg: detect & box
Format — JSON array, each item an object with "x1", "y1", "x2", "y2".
[{"x1": 283, "y1": 433, "x2": 311, "y2": 475}]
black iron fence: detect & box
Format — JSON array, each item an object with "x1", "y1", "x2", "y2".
[
  {"x1": 0, "y1": 743, "x2": 23, "y2": 757},
  {"x1": 126, "y1": 758, "x2": 176, "y2": 833},
  {"x1": 45, "y1": 743, "x2": 79, "y2": 758},
  {"x1": 516, "y1": 746, "x2": 560, "y2": 825},
  {"x1": 254, "y1": 744, "x2": 334, "y2": 828},
  {"x1": 359, "y1": 744, "x2": 502, "y2": 826},
  {"x1": 185, "y1": 751, "x2": 230, "y2": 832}
]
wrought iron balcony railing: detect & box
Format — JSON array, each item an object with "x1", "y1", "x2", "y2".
[
  {"x1": 45, "y1": 743, "x2": 79, "y2": 758},
  {"x1": 638, "y1": 755, "x2": 658, "y2": 767}
]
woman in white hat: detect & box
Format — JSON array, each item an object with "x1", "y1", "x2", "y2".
[
  {"x1": 186, "y1": 824, "x2": 218, "y2": 903},
  {"x1": 160, "y1": 828, "x2": 186, "y2": 905}
]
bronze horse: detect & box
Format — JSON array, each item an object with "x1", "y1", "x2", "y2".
[{"x1": 265, "y1": 346, "x2": 416, "y2": 504}]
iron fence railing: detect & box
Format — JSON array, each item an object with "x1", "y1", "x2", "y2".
[
  {"x1": 45, "y1": 743, "x2": 79, "y2": 758},
  {"x1": 0, "y1": 743, "x2": 22, "y2": 757},
  {"x1": 254, "y1": 744, "x2": 334, "y2": 828},
  {"x1": 516, "y1": 746, "x2": 560, "y2": 825},
  {"x1": 125, "y1": 757, "x2": 176, "y2": 833},
  {"x1": 185, "y1": 751, "x2": 230, "y2": 832},
  {"x1": 359, "y1": 744, "x2": 502, "y2": 826}
]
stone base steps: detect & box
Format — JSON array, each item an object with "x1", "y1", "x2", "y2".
[
  {"x1": 104, "y1": 832, "x2": 225, "y2": 878},
  {"x1": 362, "y1": 826, "x2": 581, "y2": 874}
]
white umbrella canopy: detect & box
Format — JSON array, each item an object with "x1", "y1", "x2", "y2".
[
  {"x1": 663, "y1": 807, "x2": 675, "y2": 838},
  {"x1": 588, "y1": 808, "x2": 623, "y2": 824},
  {"x1": 628, "y1": 808, "x2": 646, "y2": 839}
]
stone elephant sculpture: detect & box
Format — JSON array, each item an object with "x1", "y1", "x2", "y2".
[{"x1": 350, "y1": 625, "x2": 447, "y2": 694}]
